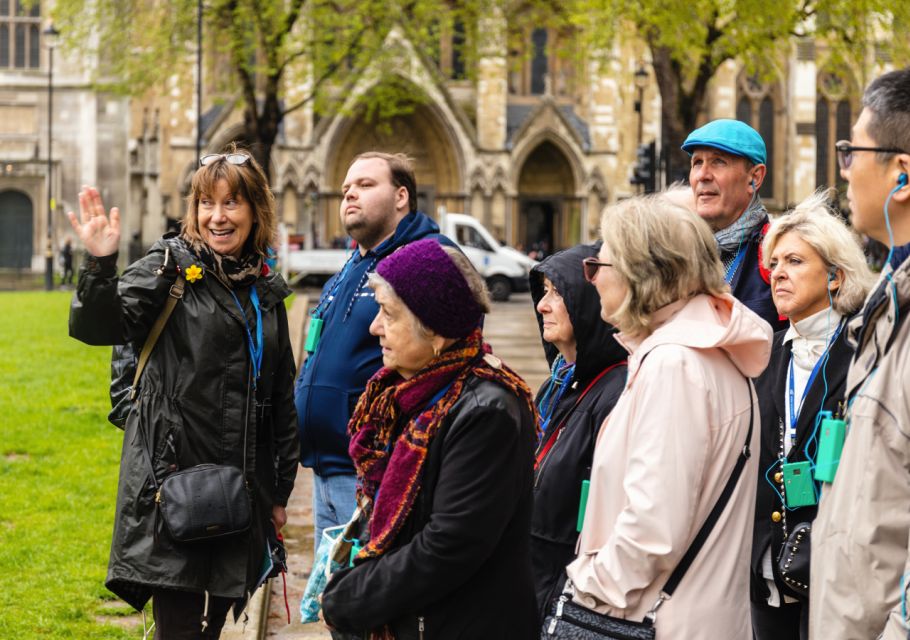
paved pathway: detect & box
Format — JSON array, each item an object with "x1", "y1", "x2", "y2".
[{"x1": 258, "y1": 292, "x2": 546, "y2": 638}]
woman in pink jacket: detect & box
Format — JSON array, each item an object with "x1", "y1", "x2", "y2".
[{"x1": 563, "y1": 195, "x2": 772, "y2": 639}]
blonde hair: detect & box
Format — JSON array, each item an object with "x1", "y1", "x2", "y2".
[
  {"x1": 762, "y1": 190, "x2": 875, "y2": 315},
  {"x1": 182, "y1": 143, "x2": 276, "y2": 258},
  {"x1": 601, "y1": 195, "x2": 728, "y2": 336}
]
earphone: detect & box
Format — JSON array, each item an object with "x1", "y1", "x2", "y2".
[
  {"x1": 899, "y1": 172, "x2": 908, "y2": 187},
  {"x1": 827, "y1": 266, "x2": 838, "y2": 282}
]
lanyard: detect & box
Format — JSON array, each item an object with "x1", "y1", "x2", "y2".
[
  {"x1": 230, "y1": 286, "x2": 263, "y2": 388},
  {"x1": 724, "y1": 243, "x2": 748, "y2": 284},
  {"x1": 311, "y1": 251, "x2": 357, "y2": 320},
  {"x1": 534, "y1": 361, "x2": 626, "y2": 470},
  {"x1": 786, "y1": 323, "x2": 842, "y2": 446}
]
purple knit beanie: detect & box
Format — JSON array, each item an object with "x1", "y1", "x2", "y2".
[{"x1": 376, "y1": 238, "x2": 484, "y2": 338}]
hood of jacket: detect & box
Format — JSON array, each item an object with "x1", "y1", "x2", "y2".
[
  {"x1": 369, "y1": 210, "x2": 445, "y2": 259},
  {"x1": 619, "y1": 293, "x2": 772, "y2": 380},
  {"x1": 530, "y1": 243, "x2": 627, "y2": 384}
]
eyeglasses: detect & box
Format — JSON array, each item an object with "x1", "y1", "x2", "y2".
[
  {"x1": 582, "y1": 257, "x2": 613, "y2": 282},
  {"x1": 199, "y1": 153, "x2": 251, "y2": 167},
  {"x1": 835, "y1": 140, "x2": 907, "y2": 171}
]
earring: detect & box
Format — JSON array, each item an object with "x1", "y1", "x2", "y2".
[{"x1": 433, "y1": 345, "x2": 441, "y2": 358}]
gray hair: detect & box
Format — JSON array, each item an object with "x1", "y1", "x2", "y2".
[
  {"x1": 367, "y1": 245, "x2": 490, "y2": 337},
  {"x1": 762, "y1": 191, "x2": 876, "y2": 315},
  {"x1": 863, "y1": 68, "x2": 910, "y2": 162},
  {"x1": 601, "y1": 195, "x2": 728, "y2": 337}
]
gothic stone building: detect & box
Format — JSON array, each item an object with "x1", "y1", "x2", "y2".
[{"x1": 0, "y1": 4, "x2": 891, "y2": 271}]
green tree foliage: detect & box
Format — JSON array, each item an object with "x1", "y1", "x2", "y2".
[
  {"x1": 50, "y1": 0, "x2": 489, "y2": 178},
  {"x1": 569, "y1": 0, "x2": 910, "y2": 180}
]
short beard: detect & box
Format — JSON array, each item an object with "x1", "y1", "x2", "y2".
[{"x1": 346, "y1": 217, "x2": 399, "y2": 251}]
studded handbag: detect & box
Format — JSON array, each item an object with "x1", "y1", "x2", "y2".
[{"x1": 776, "y1": 522, "x2": 810, "y2": 598}]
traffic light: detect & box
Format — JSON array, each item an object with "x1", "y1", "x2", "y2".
[{"x1": 630, "y1": 141, "x2": 657, "y2": 193}]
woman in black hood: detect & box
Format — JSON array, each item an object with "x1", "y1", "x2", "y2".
[{"x1": 529, "y1": 242, "x2": 628, "y2": 620}]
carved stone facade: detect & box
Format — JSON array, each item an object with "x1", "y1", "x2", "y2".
[{"x1": 0, "y1": 7, "x2": 894, "y2": 270}]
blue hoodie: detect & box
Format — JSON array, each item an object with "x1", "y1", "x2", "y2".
[{"x1": 295, "y1": 211, "x2": 453, "y2": 476}]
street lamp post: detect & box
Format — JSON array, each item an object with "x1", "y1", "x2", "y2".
[
  {"x1": 633, "y1": 63, "x2": 648, "y2": 148},
  {"x1": 43, "y1": 22, "x2": 60, "y2": 291}
]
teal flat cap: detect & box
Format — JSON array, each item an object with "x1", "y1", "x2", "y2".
[{"x1": 681, "y1": 119, "x2": 767, "y2": 165}]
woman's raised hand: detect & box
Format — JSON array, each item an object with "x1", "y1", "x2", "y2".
[{"x1": 66, "y1": 186, "x2": 121, "y2": 257}]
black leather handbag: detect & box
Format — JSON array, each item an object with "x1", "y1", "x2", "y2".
[
  {"x1": 541, "y1": 376, "x2": 755, "y2": 640},
  {"x1": 156, "y1": 463, "x2": 252, "y2": 542},
  {"x1": 776, "y1": 522, "x2": 810, "y2": 597}
]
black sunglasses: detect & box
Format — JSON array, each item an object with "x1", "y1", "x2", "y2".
[
  {"x1": 583, "y1": 257, "x2": 613, "y2": 282},
  {"x1": 835, "y1": 140, "x2": 907, "y2": 171},
  {"x1": 199, "y1": 153, "x2": 251, "y2": 167}
]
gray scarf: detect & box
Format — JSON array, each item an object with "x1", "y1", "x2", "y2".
[{"x1": 714, "y1": 197, "x2": 768, "y2": 255}]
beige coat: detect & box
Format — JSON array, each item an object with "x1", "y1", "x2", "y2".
[
  {"x1": 566, "y1": 294, "x2": 772, "y2": 640},
  {"x1": 811, "y1": 260, "x2": 910, "y2": 639}
]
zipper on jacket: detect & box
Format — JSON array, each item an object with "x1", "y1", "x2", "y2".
[
  {"x1": 418, "y1": 615, "x2": 425, "y2": 640},
  {"x1": 534, "y1": 425, "x2": 567, "y2": 488}
]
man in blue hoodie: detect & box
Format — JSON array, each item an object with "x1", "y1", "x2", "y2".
[{"x1": 295, "y1": 152, "x2": 453, "y2": 543}]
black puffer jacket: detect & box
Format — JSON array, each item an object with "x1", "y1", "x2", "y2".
[
  {"x1": 321, "y1": 376, "x2": 537, "y2": 639},
  {"x1": 69, "y1": 234, "x2": 299, "y2": 612},
  {"x1": 528, "y1": 243, "x2": 628, "y2": 619}
]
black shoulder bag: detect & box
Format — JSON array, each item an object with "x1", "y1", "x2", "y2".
[
  {"x1": 541, "y1": 376, "x2": 755, "y2": 639},
  {"x1": 133, "y1": 275, "x2": 252, "y2": 543}
]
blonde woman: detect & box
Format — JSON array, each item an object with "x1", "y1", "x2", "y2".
[
  {"x1": 559, "y1": 195, "x2": 772, "y2": 639},
  {"x1": 750, "y1": 191, "x2": 874, "y2": 640}
]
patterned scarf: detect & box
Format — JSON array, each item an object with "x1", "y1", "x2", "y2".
[
  {"x1": 714, "y1": 197, "x2": 768, "y2": 255},
  {"x1": 347, "y1": 327, "x2": 537, "y2": 563},
  {"x1": 184, "y1": 235, "x2": 263, "y2": 289}
]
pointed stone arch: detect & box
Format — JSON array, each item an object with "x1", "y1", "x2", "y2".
[{"x1": 320, "y1": 78, "x2": 467, "y2": 239}]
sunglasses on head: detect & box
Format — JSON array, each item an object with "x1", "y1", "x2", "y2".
[
  {"x1": 199, "y1": 153, "x2": 251, "y2": 167},
  {"x1": 835, "y1": 140, "x2": 907, "y2": 171},
  {"x1": 582, "y1": 257, "x2": 613, "y2": 283}
]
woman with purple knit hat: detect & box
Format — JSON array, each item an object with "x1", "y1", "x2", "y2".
[{"x1": 321, "y1": 238, "x2": 538, "y2": 639}]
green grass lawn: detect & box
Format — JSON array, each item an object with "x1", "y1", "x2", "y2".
[{"x1": 0, "y1": 292, "x2": 144, "y2": 638}]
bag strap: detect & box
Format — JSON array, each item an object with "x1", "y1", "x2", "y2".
[
  {"x1": 661, "y1": 374, "x2": 755, "y2": 597},
  {"x1": 130, "y1": 277, "x2": 185, "y2": 401}
]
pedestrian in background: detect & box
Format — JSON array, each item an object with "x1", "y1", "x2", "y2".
[
  {"x1": 750, "y1": 191, "x2": 874, "y2": 640},
  {"x1": 61, "y1": 237, "x2": 74, "y2": 285},
  {"x1": 683, "y1": 119, "x2": 786, "y2": 331},
  {"x1": 67, "y1": 147, "x2": 299, "y2": 639},
  {"x1": 563, "y1": 195, "x2": 771, "y2": 639},
  {"x1": 811, "y1": 66, "x2": 910, "y2": 640},
  {"x1": 321, "y1": 238, "x2": 538, "y2": 639},
  {"x1": 295, "y1": 152, "x2": 454, "y2": 547},
  {"x1": 528, "y1": 243, "x2": 627, "y2": 619}
]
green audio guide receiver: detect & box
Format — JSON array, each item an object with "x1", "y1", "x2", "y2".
[
  {"x1": 577, "y1": 479, "x2": 590, "y2": 532},
  {"x1": 783, "y1": 461, "x2": 817, "y2": 508},
  {"x1": 814, "y1": 416, "x2": 846, "y2": 483}
]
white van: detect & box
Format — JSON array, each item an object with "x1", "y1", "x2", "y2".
[
  {"x1": 441, "y1": 212, "x2": 536, "y2": 301},
  {"x1": 284, "y1": 213, "x2": 536, "y2": 301}
]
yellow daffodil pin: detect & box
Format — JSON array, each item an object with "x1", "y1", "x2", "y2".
[{"x1": 185, "y1": 264, "x2": 203, "y2": 283}]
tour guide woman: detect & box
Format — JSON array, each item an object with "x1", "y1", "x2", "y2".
[
  {"x1": 321, "y1": 238, "x2": 538, "y2": 639},
  {"x1": 565, "y1": 195, "x2": 772, "y2": 639},
  {"x1": 67, "y1": 150, "x2": 299, "y2": 638},
  {"x1": 750, "y1": 191, "x2": 874, "y2": 639}
]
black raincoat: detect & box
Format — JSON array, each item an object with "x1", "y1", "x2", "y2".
[
  {"x1": 69, "y1": 234, "x2": 299, "y2": 613},
  {"x1": 528, "y1": 243, "x2": 628, "y2": 619}
]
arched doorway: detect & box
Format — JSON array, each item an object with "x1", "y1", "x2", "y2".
[
  {"x1": 517, "y1": 140, "x2": 576, "y2": 254},
  {"x1": 325, "y1": 98, "x2": 464, "y2": 245},
  {"x1": 0, "y1": 190, "x2": 34, "y2": 268}
]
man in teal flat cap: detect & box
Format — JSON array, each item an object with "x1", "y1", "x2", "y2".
[{"x1": 682, "y1": 119, "x2": 785, "y2": 331}]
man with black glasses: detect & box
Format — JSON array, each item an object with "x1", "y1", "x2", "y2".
[{"x1": 811, "y1": 67, "x2": 910, "y2": 640}]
